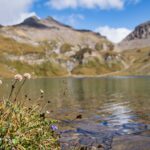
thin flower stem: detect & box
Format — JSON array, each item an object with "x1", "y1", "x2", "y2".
[
  {"x1": 8, "y1": 80, "x2": 17, "y2": 100},
  {"x1": 14, "y1": 78, "x2": 27, "y2": 101},
  {"x1": 40, "y1": 103, "x2": 48, "y2": 113},
  {"x1": 20, "y1": 94, "x2": 28, "y2": 107}
]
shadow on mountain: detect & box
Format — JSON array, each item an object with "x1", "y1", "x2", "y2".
[{"x1": 16, "y1": 17, "x2": 49, "y2": 29}]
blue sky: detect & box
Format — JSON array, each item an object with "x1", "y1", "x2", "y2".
[{"x1": 0, "y1": 0, "x2": 150, "y2": 43}]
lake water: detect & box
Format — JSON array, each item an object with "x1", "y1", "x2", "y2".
[{"x1": 1, "y1": 77, "x2": 150, "y2": 148}]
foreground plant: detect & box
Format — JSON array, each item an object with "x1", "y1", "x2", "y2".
[
  {"x1": 8, "y1": 74, "x2": 23, "y2": 100},
  {"x1": 0, "y1": 73, "x2": 60, "y2": 150},
  {"x1": 0, "y1": 80, "x2": 2, "y2": 85}
]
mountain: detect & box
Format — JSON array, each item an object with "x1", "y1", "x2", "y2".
[
  {"x1": 0, "y1": 16, "x2": 108, "y2": 47},
  {"x1": 114, "y1": 21, "x2": 150, "y2": 76},
  {"x1": 0, "y1": 16, "x2": 129, "y2": 77},
  {"x1": 118, "y1": 21, "x2": 150, "y2": 51}
]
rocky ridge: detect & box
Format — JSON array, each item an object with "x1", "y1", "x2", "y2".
[
  {"x1": 0, "y1": 17, "x2": 150, "y2": 77},
  {"x1": 118, "y1": 21, "x2": 150, "y2": 51},
  {"x1": 0, "y1": 16, "x2": 124, "y2": 77}
]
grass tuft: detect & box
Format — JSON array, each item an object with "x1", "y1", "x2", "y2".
[{"x1": 0, "y1": 74, "x2": 60, "y2": 149}]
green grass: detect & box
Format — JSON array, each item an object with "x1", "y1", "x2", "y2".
[
  {"x1": 0, "y1": 56, "x2": 68, "y2": 78},
  {"x1": 0, "y1": 34, "x2": 69, "y2": 78},
  {"x1": 72, "y1": 57, "x2": 122, "y2": 75},
  {"x1": 0, "y1": 100, "x2": 60, "y2": 150},
  {"x1": 0, "y1": 75, "x2": 60, "y2": 149},
  {"x1": 60, "y1": 43, "x2": 73, "y2": 53},
  {"x1": 33, "y1": 61, "x2": 68, "y2": 77}
]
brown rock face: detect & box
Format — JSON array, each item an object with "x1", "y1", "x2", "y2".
[
  {"x1": 118, "y1": 21, "x2": 150, "y2": 51},
  {"x1": 125, "y1": 21, "x2": 150, "y2": 40}
]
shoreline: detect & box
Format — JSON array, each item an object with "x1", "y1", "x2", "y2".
[{"x1": 1, "y1": 74, "x2": 150, "y2": 79}]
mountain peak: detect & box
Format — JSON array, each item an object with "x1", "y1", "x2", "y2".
[
  {"x1": 137, "y1": 20, "x2": 150, "y2": 28},
  {"x1": 42, "y1": 16, "x2": 60, "y2": 25},
  {"x1": 17, "y1": 16, "x2": 48, "y2": 29},
  {"x1": 23, "y1": 16, "x2": 40, "y2": 23},
  {"x1": 44, "y1": 16, "x2": 56, "y2": 22},
  {"x1": 42, "y1": 16, "x2": 72, "y2": 29},
  {"x1": 118, "y1": 20, "x2": 150, "y2": 50},
  {"x1": 124, "y1": 20, "x2": 150, "y2": 41}
]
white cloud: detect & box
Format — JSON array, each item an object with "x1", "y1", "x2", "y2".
[
  {"x1": 128, "y1": 0, "x2": 140, "y2": 4},
  {"x1": 53, "y1": 14, "x2": 84, "y2": 27},
  {"x1": 95, "y1": 26, "x2": 132, "y2": 43},
  {"x1": 0, "y1": 0, "x2": 36, "y2": 25},
  {"x1": 47, "y1": 0, "x2": 140, "y2": 10},
  {"x1": 66, "y1": 14, "x2": 84, "y2": 26}
]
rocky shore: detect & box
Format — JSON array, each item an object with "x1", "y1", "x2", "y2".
[{"x1": 59, "y1": 119, "x2": 150, "y2": 150}]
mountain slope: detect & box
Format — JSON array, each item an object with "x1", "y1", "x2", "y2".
[
  {"x1": 0, "y1": 16, "x2": 127, "y2": 77},
  {"x1": 118, "y1": 21, "x2": 150, "y2": 51},
  {"x1": 119, "y1": 46, "x2": 150, "y2": 75},
  {"x1": 112, "y1": 21, "x2": 150, "y2": 75},
  {"x1": 0, "y1": 16, "x2": 109, "y2": 48}
]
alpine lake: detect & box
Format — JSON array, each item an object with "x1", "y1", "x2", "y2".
[{"x1": 1, "y1": 76, "x2": 150, "y2": 150}]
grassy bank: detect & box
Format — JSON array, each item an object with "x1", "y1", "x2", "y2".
[{"x1": 0, "y1": 74, "x2": 60, "y2": 149}]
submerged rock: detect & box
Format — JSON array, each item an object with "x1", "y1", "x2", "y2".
[
  {"x1": 112, "y1": 135, "x2": 150, "y2": 150},
  {"x1": 59, "y1": 120, "x2": 150, "y2": 150}
]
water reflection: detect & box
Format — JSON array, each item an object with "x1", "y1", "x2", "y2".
[
  {"x1": 105, "y1": 102, "x2": 132, "y2": 125},
  {"x1": 0, "y1": 77, "x2": 150, "y2": 126}
]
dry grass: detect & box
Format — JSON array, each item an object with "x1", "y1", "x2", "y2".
[
  {"x1": 0, "y1": 100, "x2": 60, "y2": 150},
  {"x1": 122, "y1": 46, "x2": 150, "y2": 74},
  {"x1": 72, "y1": 58, "x2": 120, "y2": 75},
  {"x1": 0, "y1": 63, "x2": 15, "y2": 78},
  {"x1": 0, "y1": 58, "x2": 68, "y2": 78},
  {"x1": 0, "y1": 74, "x2": 60, "y2": 149},
  {"x1": 0, "y1": 34, "x2": 43, "y2": 55}
]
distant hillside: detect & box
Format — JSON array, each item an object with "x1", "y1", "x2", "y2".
[
  {"x1": 111, "y1": 21, "x2": 150, "y2": 76},
  {"x1": 0, "y1": 16, "x2": 109, "y2": 47},
  {"x1": 118, "y1": 21, "x2": 150, "y2": 51},
  {"x1": 1, "y1": 17, "x2": 150, "y2": 77},
  {"x1": 0, "y1": 16, "x2": 125, "y2": 78},
  {"x1": 118, "y1": 46, "x2": 150, "y2": 75}
]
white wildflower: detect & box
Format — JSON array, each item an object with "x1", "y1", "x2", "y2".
[
  {"x1": 40, "y1": 89, "x2": 44, "y2": 94},
  {"x1": 24, "y1": 73, "x2": 31, "y2": 79},
  {"x1": 0, "y1": 80, "x2": 2, "y2": 85},
  {"x1": 46, "y1": 111, "x2": 50, "y2": 114},
  {"x1": 14, "y1": 74, "x2": 23, "y2": 81}
]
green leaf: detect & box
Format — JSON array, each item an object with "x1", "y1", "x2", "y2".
[{"x1": 12, "y1": 138, "x2": 19, "y2": 145}]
